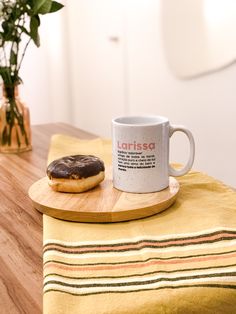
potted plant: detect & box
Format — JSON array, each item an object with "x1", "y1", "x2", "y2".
[{"x1": 0, "y1": 0, "x2": 64, "y2": 153}]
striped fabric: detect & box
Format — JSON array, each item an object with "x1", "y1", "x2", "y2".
[
  {"x1": 43, "y1": 135, "x2": 236, "y2": 314},
  {"x1": 43, "y1": 228, "x2": 236, "y2": 296}
]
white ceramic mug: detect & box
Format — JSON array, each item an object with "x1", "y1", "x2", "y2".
[{"x1": 112, "y1": 115, "x2": 195, "y2": 193}]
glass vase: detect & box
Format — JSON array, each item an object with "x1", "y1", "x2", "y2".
[{"x1": 0, "y1": 85, "x2": 32, "y2": 153}]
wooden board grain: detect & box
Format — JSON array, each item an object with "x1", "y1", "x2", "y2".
[
  {"x1": 0, "y1": 123, "x2": 96, "y2": 313},
  {"x1": 28, "y1": 169, "x2": 179, "y2": 222}
]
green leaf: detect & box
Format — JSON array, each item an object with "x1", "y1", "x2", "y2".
[
  {"x1": 2, "y1": 21, "x2": 9, "y2": 33},
  {"x1": 38, "y1": 0, "x2": 53, "y2": 14},
  {"x1": 33, "y1": 0, "x2": 47, "y2": 12},
  {"x1": 1, "y1": 21, "x2": 15, "y2": 41},
  {"x1": 27, "y1": 0, "x2": 34, "y2": 9},
  {"x1": 50, "y1": 1, "x2": 64, "y2": 13},
  {"x1": 33, "y1": 0, "x2": 52, "y2": 14},
  {"x1": 30, "y1": 16, "x2": 40, "y2": 47}
]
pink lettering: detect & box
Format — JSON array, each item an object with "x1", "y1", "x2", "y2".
[
  {"x1": 137, "y1": 143, "x2": 142, "y2": 150},
  {"x1": 143, "y1": 143, "x2": 148, "y2": 150},
  {"x1": 117, "y1": 141, "x2": 155, "y2": 151},
  {"x1": 149, "y1": 143, "x2": 155, "y2": 150}
]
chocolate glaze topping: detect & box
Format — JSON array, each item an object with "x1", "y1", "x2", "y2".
[{"x1": 47, "y1": 155, "x2": 105, "y2": 179}]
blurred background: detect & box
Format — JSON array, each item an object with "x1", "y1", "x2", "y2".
[{"x1": 20, "y1": 0, "x2": 236, "y2": 187}]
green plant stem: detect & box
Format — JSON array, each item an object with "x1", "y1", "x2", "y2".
[
  {"x1": 2, "y1": 86, "x2": 29, "y2": 148},
  {"x1": 0, "y1": 0, "x2": 64, "y2": 149},
  {"x1": 11, "y1": 100, "x2": 29, "y2": 147},
  {"x1": 3, "y1": 46, "x2": 8, "y2": 67},
  {"x1": 14, "y1": 15, "x2": 24, "y2": 77},
  {"x1": 17, "y1": 38, "x2": 31, "y2": 72}
]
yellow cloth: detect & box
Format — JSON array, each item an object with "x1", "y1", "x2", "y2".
[{"x1": 43, "y1": 134, "x2": 236, "y2": 314}]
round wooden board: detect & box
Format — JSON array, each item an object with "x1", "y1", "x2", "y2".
[{"x1": 28, "y1": 171, "x2": 179, "y2": 223}]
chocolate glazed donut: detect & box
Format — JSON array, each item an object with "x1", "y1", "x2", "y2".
[{"x1": 47, "y1": 155, "x2": 105, "y2": 193}]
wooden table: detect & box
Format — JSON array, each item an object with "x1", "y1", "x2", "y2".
[{"x1": 0, "y1": 123, "x2": 95, "y2": 314}]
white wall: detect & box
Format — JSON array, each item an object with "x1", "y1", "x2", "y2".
[
  {"x1": 66, "y1": 0, "x2": 127, "y2": 136},
  {"x1": 65, "y1": 0, "x2": 236, "y2": 187},
  {"x1": 125, "y1": 0, "x2": 236, "y2": 187},
  {"x1": 17, "y1": 0, "x2": 236, "y2": 187},
  {"x1": 20, "y1": 0, "x2": 71, "y2": 125},
  {"x1": 161, "y1": 0, "x2": 236, "y2": 78}
]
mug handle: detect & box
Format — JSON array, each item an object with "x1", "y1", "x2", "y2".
[{"x1": 169, "y1": 125, "x2": 195, "y2": 177}]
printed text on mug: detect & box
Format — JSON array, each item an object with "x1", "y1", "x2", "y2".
[
  {"x1": 117, "y1": 141, "x2": 155, "y2": 151},
  {"x1": 117, "y1": 150, "x2": 156, "y2": 172}
]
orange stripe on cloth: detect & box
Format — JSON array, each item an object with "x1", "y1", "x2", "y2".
[{"x1": 44, "y1": 252, "x2": 236, "y2": 272}]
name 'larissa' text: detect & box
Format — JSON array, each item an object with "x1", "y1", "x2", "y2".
[{"x1": 117, "y1": 141, "x2": 155, "y2": 151}]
